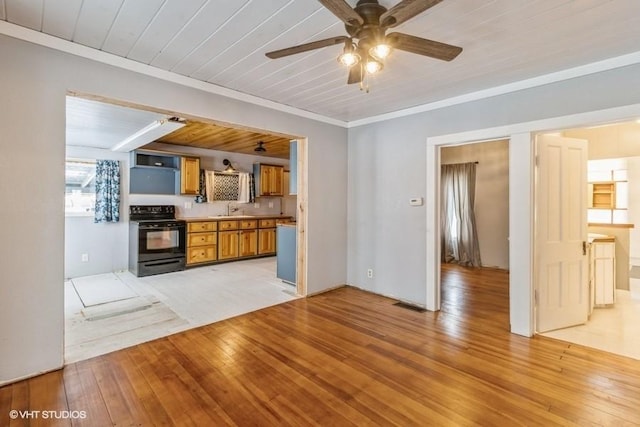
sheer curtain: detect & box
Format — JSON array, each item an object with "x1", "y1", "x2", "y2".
[
  {"x1": 94, "y1": 160, "x2": 120, "y2": 223},
  {"x1": 441, "y1": 162, "x2": 482, "y2": 267}
]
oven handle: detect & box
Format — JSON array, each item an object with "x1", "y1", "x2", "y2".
[{"x1": 139, "y1": 223, "x2": 185, "y2": 231}]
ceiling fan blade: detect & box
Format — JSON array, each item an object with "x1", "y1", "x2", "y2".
[
  {"x1": 265, "y1": 36, "x2": 349, "y2": 59},
  {"x1": 381, "y1": 0, "x2": 442, "y2": 28},
  {"x1": 318, "y1": 0, "x2": 364, "y2": 26},
  {"x1": 347, "y1": 64, "x2": 363, "y2": 85},
  {"x1": 387, "y1": 32, "x2": 462, "y2": 61}
]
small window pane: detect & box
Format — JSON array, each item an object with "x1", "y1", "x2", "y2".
[{"x1": 65, "y1": 160, "x2": 96, "y2": 215}]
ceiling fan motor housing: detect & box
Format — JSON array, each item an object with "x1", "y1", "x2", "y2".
[{"x1": 347, "y1": 0, "x2": 388, "y2": 49}]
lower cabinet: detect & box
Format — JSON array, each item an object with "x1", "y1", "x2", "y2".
[
  {"x1": 218, "y1": 230, "x2": 240, "y2": 260},
  {"x1": 187, "y1": 246, "x2": 217, "y2": 264},
  {"x1": 186, "y1": 217, "x2": 288, "y2": 267},
  {"x1": 258, "y1": 228, "x2": 276, "y2": 254},
  {"x1": 239, "y1": 229, "x2": 258, "y2": 257},
  {"x1": 186, "y1": 221, "x2": 217, "y2": 265},
  {"x1": 591, "y1": 240, "x2": 616, "y2": 305}
]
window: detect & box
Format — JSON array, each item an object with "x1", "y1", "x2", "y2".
[{"x1": 65, "y1": 160, "x2": 96, "y2": 215}]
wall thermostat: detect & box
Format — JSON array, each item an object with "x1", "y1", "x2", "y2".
[{"x1": 409, "y1": 197, "x2": 423, "y2": 206}]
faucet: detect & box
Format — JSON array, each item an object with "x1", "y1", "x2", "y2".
[{"x1": 227, "y1": 202, "x2": 240, "y2": 216}]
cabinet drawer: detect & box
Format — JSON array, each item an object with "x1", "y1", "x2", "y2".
[
  {"x1": 187, "y1": 245, "x2": 217, "y2": 264},
  {"x1": 218, "y1": 220, "x2": 238, "y2": 231},
  {"x1": 187, "y1": 232, "x2": 216, "y2": 247},
  {"x1": 259, "y1": 219, "x2": 276, "y2": 228},
  {"x1": 240, "y1": 219, "x2": 258, "y2": 229},
  {"x1": 188, "y1": 221, "x2": 217, "y2": 232}
]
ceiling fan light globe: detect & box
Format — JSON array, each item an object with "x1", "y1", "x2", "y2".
[
  {"x1": 369, "y1": 44, "x2": 391, "y2": 60},
  {"x1": 365, "y1": 59, "x2": 383, "y2": 74},
  {"x1": 338, "y1": 52, "x2": 360, "y2": 67}
]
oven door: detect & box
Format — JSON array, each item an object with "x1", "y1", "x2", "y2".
[{"x1": 137, "y1": 221, "x2": 186, "y2": 262}]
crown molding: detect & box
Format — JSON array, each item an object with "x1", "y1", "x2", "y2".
[
  {"x1": 348, "y1": 50, "x2": 640, "y2": 128},
  {"x1": 3, "y1": 20, "x2": 640, "y2": 130},
  {"x1": 0, "y1": 21, "x2": 348, "y2": 128}
]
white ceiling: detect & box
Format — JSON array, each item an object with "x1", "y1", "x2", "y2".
[
  {"x1": 3, "y1": 0, "x2": 640, "y2": 123},
  {"x1": 66, "y1": 97, "x2": 168, "y2": 149}
]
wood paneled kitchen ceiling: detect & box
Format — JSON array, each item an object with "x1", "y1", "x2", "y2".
[
  {"x1": 65, "y1": 95, "x2": 295, "y2": 159},
  {"x1": 149, "y1": 119, "x2": 293, "y2": 159},
  {"x1": 5, "y1": 1, "x2": 640, "y2": 122}
]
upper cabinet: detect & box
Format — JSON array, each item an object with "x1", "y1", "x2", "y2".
[
  {"x1": 289, "y1": 141, "x2": 297, "y2": 195},
  {"x1": 588, "y1": 182, "x2": 616, "y2": 209},
  {"x1": 253, "y1": 163, "x2": 284, "y2": 196},
  {"x1": 129, "y1": 150, "x2": 179, "y2": 195},
  {"x1": 180, "y1": 156, "x2": 200, "y2": 195},
  {"x1": 131, "y1": 150, "x2": 179, "y2": 169}
]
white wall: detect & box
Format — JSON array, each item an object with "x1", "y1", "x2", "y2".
[
  {"x1": 0, "y1": 34, "x2": 347, "y2": 385},
  {"x1": 440, "y1": 140, "x2": 509, "y2": 269},
  {"x1": 65, "y1": 147, "x2": 129, "y2": 278}
]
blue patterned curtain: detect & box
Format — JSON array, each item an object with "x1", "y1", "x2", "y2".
[{"x1": 94, "y1": 160, "x2": 120, "y2": 223}]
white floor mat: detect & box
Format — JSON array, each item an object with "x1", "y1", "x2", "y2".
[{"x1": 72, "y1": 273, "x2": 137, "y2": 307}]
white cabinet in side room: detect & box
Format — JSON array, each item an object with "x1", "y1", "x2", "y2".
[{"x1": 591, "y1": 240, "x2": 616, "y2": 305}]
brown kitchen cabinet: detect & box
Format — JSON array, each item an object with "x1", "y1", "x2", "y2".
[
  {"x1": 253, "y1": 163, "x2": 284, "y2": 196},
  {"x1": 218, "y1": 230, "x2": 240, "y2": 260},
  {"x1": 180, "y1": 156, "x2": 200, "y2": 195},
  {"x1": 185, "y1": 216, "x2": 289, "y2": 267},
  {"x1": 186, "y1": 220, "x2": 217, "y2": 265},
  {"x1": 258, "y1": 228, "x2": 276, "y2": 254},
  {"x1": 239, "y1": 229, "x2": 258, "y2": 257}
]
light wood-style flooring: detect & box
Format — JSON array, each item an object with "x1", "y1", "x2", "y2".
[
  {"x1": 2, "y1": 264, "x2": 640, "y2": 425},
  {"x1": 65, "y1": 257, "x2": 297, "y2": 363}
]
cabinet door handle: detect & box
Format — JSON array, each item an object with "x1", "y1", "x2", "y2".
[{"x1": 582, "y1": 241, "x2": 587, "y2": 255}]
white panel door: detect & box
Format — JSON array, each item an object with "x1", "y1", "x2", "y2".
[{"x1": 536, "y1": 134, "x2": 588, "y2": 332}]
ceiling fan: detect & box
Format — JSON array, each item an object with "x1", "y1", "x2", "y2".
[{"x1": 265, "y1": 0, "x2": 462, "y2": 85}]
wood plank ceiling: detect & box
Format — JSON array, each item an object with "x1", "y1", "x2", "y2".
[
  {"x1": 4, "y1": 1, "x2": 640, "y2": 122},
  {"x1": 65, "y1": 95, "x2": 295, "y2": 159},
  {"x1": 152, "y1": 120, "x2": 294, "y2": 159}
]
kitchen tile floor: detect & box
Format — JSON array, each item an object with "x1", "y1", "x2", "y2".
[
  {"x1": 541, "y1": 278, "x2": 640, "y2": 360},
  {"x1": 64, "y1": 257, "x2": 297, "y2": 363}
]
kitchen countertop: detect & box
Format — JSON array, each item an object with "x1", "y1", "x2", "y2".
[
  {"x1": 179, "y1": 215, "x2": 293, "y2": 222},
  {"x1": 588, "y1": 233, "x2": 615, "y2": 243},
  {"x1": 277, "y1": 223, "x2": 297, "y2": 228}
]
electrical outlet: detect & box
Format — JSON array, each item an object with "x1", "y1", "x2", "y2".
[
  {"x1": 81, "y1": 253, "x2": 89, "y2": 262},
  {"x1": 184, "y1": 202, "x2": 192, "y2": 209},
  {"x1": 268, "y1": 201, "x2": 274, "y2": 208},
  {"x1": 254, "y1": 202, "x2": 260, "y2": 208},
  {"x1": 367, "y1": 268, "x2": 373, "y2": 278}
]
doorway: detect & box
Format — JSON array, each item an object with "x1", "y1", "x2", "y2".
[
  {"x1": 63, "y1": 96, "x2": 309, "y2": 363},
  {"x1": 536, "y1": 121, "x2": 640, "y2": 360},
  {"x1": 427, "y1": 103, "x2": 640, "y2": 339},
  {"x1": 439, "y1": 140, "x2": 510, "y2": 326}
]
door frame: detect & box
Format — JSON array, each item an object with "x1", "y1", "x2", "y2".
[{"x1": 426, "y1": 103, "x2": 640, "y2": 337}]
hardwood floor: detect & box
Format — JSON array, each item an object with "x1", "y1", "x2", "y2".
[{"x1": 2, "y1": 264, "x2": 640, "y2": 425}]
